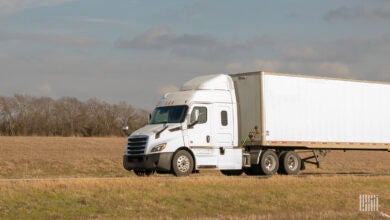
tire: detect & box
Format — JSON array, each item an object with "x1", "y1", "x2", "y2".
[
  {"x1": 221, "y1": 170, "x2": 243, "y2": 176},
  {"x1": 134, "y1": 169, "x2": 154, "y2": 176},
  {"x1": 259, "y1": 150, "x2": 279, "y2": 175},
  {"x1": 277, "y1": 151, "x2": 287, "y2": 174},
  {"x1": 279, "y1": 151, "x2": 301, "y2": 175},
  {"x1": 172, "y1": 150, "x2": 194, "y2": 177}
]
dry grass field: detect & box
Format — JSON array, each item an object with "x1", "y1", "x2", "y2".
[
  {"x1": 0, "y1": 136, "x2": 130, "y2": 178},
  {"x1": 0, "y1": 176, "x2": 389, "y2": 219},
  {"x1": 0, "y1": 137, "x2": 389, "y2": 219},
  {"x1": 0, "y1": 136, "x2": 389, "y2": 179}
]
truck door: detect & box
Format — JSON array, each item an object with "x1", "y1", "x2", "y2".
[
  {"x1": 187, "y1": 104, "x2": 218, "y2": 167},
  {"x1": 214, "y1": 103, "x2": 242, "y2": 169},
  {"x1": 214, "y1": 104, "x2": 234, "y2": 147}
]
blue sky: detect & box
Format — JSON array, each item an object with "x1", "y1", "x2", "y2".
[{"x1": 1, "y1": 0, "x2": 389, "y2": 109}]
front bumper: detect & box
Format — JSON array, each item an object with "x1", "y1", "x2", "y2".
[{"x1": 123, "y1": 152, "x2": 173, "y2": 172}]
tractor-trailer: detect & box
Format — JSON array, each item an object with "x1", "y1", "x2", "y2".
[{"x1": 123, "y1": 71, "x2": 390, "y2": 176}]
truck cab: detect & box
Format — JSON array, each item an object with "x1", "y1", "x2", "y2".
[{"x1": 123, "y1": 74, "x2": 242, "y2": 176}]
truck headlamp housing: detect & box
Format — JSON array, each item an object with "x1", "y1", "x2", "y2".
[{"x1": 151, "y1": 143, "x2": 167, "y2": 153}]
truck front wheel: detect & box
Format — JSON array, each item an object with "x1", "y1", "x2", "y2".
[
  {"x1": 172, "y1": 150, "x2": 194, "y2": 177},
  {"x1": 259, "y1": 150, "x2": 279, "y2": 175}
]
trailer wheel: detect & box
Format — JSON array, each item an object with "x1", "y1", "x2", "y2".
[
  {"x1": 221, "y1": 170, "x2": 243, "y2": 176},
  {"x1": 134, "y1": 169, "x2": 154, "y2": 176},
  {"x1": 259, "y1": 150, "x2": 279, "y2": 175},
  {"x1": 277, "y1": 151, "x2": 287, "y2": 174},
  {"x1": 172, "y1": 150, "x2": 194, "y2": 177},
  {"x1": 280, "y1": 151, "x2": 301, "y2": 175}
]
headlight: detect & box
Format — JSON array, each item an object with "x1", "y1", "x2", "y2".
[{"x1": 151, "y1": 143, "x2": 167, "y2": 152}]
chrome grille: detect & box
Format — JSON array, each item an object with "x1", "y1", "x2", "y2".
[{"x1": 127, "y1": 136, "x2": 148, "y2": 155}]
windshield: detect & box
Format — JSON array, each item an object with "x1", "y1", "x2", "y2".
[{"x1": 149, "y1": 105, "x2": 188, "y2": 124}]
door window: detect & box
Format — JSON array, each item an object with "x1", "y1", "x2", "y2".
[
  {"x1": 221, "y1": 111, "x2": 228, "y2": 126},
  {"x1": 190, "y1": 107, "x2": 207, "y2": 124}
]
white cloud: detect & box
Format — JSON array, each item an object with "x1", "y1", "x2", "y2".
[
  {"x1": 116, "y1": 27, "x2": 274, "y2": 60},
  {"x1": 0, "y1": 52, "x2": 222, "y2": 109},
  {"x1": 116, "y1": 27, "x2": 220, "y2": 51},
  {"x1": 0, "y1": 0, "x2": 78, "y2": 17},
  {"x1": 117, "y1": 27, "x2": 175, "y2": 50}
]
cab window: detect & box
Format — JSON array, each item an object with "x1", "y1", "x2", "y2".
[
  {"x1": 221, "y1": 111, "x2": 228, "y2": 126},
  {"x1": 190, "y1": 107, "x2": 207, "y2": 124}
]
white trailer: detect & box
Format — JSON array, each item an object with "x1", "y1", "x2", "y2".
[{"x1": 123, "y1": 71, "x2": 390, "y2": 176}]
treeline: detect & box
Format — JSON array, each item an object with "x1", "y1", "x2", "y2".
[{"x1": 0, "y1": 95, "x2": 149, "y2": 136}]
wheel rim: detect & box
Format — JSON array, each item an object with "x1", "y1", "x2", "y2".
[
  {"x1": 287, "y1": 155, "x2": 298, "y2": 171},
  {"x1": 176, "y1": 155, "x2": 190, "y2": 173},
  {"x1": 264, "y1": 155, "x2": 276, "y2": 171}
]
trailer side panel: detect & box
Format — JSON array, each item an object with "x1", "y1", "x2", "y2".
[{"x1": 262, "y1": 73, "x2": 390, "y2": 150}]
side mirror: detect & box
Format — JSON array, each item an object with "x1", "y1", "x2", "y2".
[
  {"x1": 122, "y1": 125, "x2": 129, "y2": 136},
  {"x1": 194, "y1": 109, "x2": 200, "y2": 122},
  {"x1": 188, "y1": 109, "x2": 200, "y2": 129}
]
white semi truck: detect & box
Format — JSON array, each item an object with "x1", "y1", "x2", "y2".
[{"x1": 123, "y1": 71, "x2": 390, "y2": 176}]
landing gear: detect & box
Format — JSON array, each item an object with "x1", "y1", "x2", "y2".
[{"x1": 301, "y1": 149, "x2": 330, "y2": 168}]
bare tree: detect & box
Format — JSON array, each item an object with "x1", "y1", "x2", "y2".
[{"x1": 0, "y1": 95, "x2": 148, "y2": 136}]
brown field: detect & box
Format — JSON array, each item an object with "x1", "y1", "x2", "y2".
[
  {"x1": 0, "y1": 137, "x2": 389, "y2": 219},
  {"x1": 0, "y1": 136, "x2": 129, "y2": 178},
  {"x1": 0, "y1": 176, "x2": 389, "y2": 219},
  {"x1": 0, "y1": 136, "x2": 389, "y2": 178}
]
